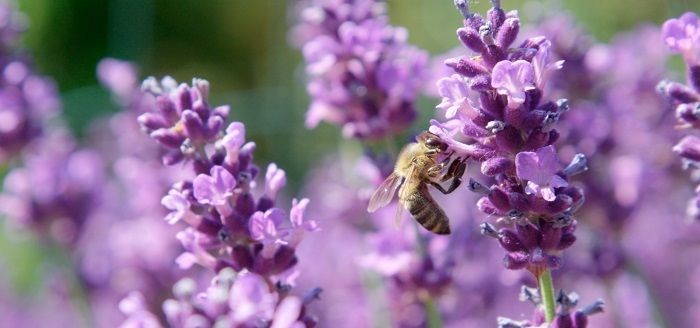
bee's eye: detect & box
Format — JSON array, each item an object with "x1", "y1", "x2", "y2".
[{"x1": 425, "y1": 138, "x2": 447, "y2": 151}]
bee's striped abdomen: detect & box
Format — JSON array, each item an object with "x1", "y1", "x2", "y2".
[{"x1": 404, "y1": 185, "x2": 451, "y2": 235}]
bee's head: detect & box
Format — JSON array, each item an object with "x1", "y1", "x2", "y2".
[{"x1": 417, "y1": 131, "x2": 448, "y2": 152}]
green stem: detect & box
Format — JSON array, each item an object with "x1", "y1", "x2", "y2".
[
  {"x1": 538, "y1": 269, "x2": 556, "y2": 322},
  {"x1": 424, "y1": 296, "x2": 443, "y2": 328}
]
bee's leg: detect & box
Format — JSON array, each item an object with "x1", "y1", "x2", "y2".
[
  {"x1": 440, "y1": 157, "x2": 464, "y2": 182},
  {"x1": 427, "y1": 162, "x2": 446, "y2": 178},
  {"x1": 431, "y1": 159, "x2": 467, "y2": 194}
]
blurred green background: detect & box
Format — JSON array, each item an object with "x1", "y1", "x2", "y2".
[{"x1": 14, "y1": 0, "x2": 700, "y2": 193}]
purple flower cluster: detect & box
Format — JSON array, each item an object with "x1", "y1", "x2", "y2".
[
  {"x1": 294, "y1": 0, "x2": 428, "y2": 139},
  {"x1": 0, "y1": 129, "x2": 103, "y2": 245},
  {"x1": 0, "y1": 57, "x2": 185, "y2": 327},
  {"x1": 122, "y1": 268, "x2": 320, "y2": 328},
  {"x1": 429, "y1": 1, "x2": 585, "y2": 277},
  {"x1": 497, "y1": 289, "x2": 604, "y2": 328},
  {"x1": 0, "y1": 1, "x2": 60, "y2": 163},
  {"x1": 123, "y1": 76, "x2": 321, "y2": 327},
  {"x1": 659, "y1": 12, "x2": 700, "y2": 220}
]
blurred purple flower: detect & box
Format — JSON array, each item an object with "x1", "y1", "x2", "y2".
[
  {"x1": 294, "y1": 0, "x2": 427, "y2": 139},
  {"x1": 662, "y1": 12, "x2": 700, "y2": 64},
  {"x1": 229, "y1": 270, "x2": 279, "y2": 324},
  {"x1": 119, "y1": 292, "x2": 162, "y2": 328},
  {"x1": 97, "y1": 59, "x2": 139, "y2": 102}
]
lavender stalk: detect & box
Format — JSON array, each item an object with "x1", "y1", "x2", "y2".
[
  {"x1": 121, "y1": 76, "x2": 321, "y2": 327},
  {"x1": 428, "y1": 1, "x2": 601, "y2": 324}
]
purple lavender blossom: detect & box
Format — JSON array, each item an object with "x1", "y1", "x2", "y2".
[
  {"x1": 138, "y1": 76, "x2": 228, "y2": 166},
  {"x1": 530, "y1": 12, "x2": 692, "y2": 326},
  {"x1": 492, "y1": 60, "x2": 536, "y2": 108},
  {"x1": 193, "y1": 165, "x2": 236, "y2": 206},
  {"x1": 123, "y1": 76, "x2": 321, "y2": 326},
  {"x1": 497, "y1": 289, "x2": 604, "y2": 328},
  {"x1": 0, "y1": 129, "x2": 103, "y2": 245},
  {"x1": 428, "y1": 3, "x2": 584, "y2": 268},
  {"x1": 122, "y1": 269, "x2": 316, "y2": 328},
  {"x1": 662, "y1": 12, "x2": 700, "y2": 65},
  {"x1": 294, "y1": 0, "x2": 428, "y2": 139},
  {"x1": 421, "y1": 2, "x2": 595, "y2": 324},
  {"x1": 515, "y1": 145, "x2": 569, "y2": 202},
  {"x1": 0, "y1": 2, "x2": 60, "y2": 162},
  {"x1": 659, "y1": 13, "x2": 700, "y2": 221},
  {"x1": 0, "y1": 59, "x2": 61, "y2": 162}
]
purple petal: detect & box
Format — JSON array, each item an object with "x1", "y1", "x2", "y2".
[
  {"x1": 270, "y1": 297, "x2": 303, "y2": 328},
  {"x1": 230, "y1": 271, "x2": 278, "y2": 324},
  {"x1": 535, "y1": 145, "x2": 560, "y2": 174},
  {"x1": 192, "y1": 166, "x2": 235, "y2": 206},
  {"x1": 290, "y1": 198, "x2": 310, "y2": 228},
  {"x1": 265, "y1": 163, "x2": 287, "y2": 199},
  {"x1": 161, "y1": 189, "x2": 190, "y2": 224},
  {"x1": 515, "y1": 150, "x2": 541, "y2": 183},
  {"x1": 540, "y1": 186, "x2": 556, "y2": 202}
]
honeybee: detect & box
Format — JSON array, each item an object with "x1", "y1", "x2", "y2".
[{"x1": 367, "y1": 131, "x2": 467, "y2": 235}]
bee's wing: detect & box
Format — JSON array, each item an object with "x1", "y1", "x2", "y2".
[
  {"x1": 367, "y1": 173, "x2": 403, "y2": 213},
  {"x1": 398, "y1": 164, "x2": 417, "y2": 201},
  {"x1": 394, "y1": 200, "x2": 406, "y2": 229},
  {"x1": 395, "y1": 163, "x2": 417, "y2": 228}
]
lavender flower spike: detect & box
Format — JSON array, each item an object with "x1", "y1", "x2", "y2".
[
  {"x1": 294, "y1": 0, "x2": 428, "y2": 139},
  {"x1": 661, "y1": 12, "x2": 700, "y2": 219},
  {"x1": 125, "y1": 75, "x2": 321, "y2": 326},
  {"x1": 429, "y1": 2, "x2": 588, "y2": 323}
]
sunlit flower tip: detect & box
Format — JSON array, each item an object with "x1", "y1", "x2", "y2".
[
  {"x1": 119, "y1": 292, "x2": 162, "y2": 328},
  {"x1": 220, "y1": 121, "x2": 246, "y2": 159},
  {"x1": 97, "y1": 58, "x2": 138, "y2": 101},
  {"x1": 264, "y1": 163, "x2": 286, "y2": 200},
  {"x1": 229, "y1": 270, "x2": 279, "y2": 324},
  {"x1": 161, "y1": 189, "x2": 191, "y2": 224},
  {"x1": 436, "y1": 75, "x2": 475, "y2": 119},
  {"x1": 193, "y1": 165, "x2": 236, "y2": 206},
  {"x1": 516, "y1": 145, "x2": 568, "y2": 201},
  {"x1": 491, "y1": 60, "x2": 536, "y2": 108},
  {"x1": 270, "y1": 297, "x2": 304, "y2": 328},
  {"x1": 249, "y1": 208, "x2": 288, "y2": 247},
  {"x1": 532, "y1": 40, "x2": 564, "y2": 89},
  {"x1": 290, "y1": 198, "x2": 319, "y2": 231},
  {"x1": 674, "y1": 136, "x2": 700, "y2": 162},
  {"x1": 662, "y1": 12, "x2": 700, "y2": 63}
]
